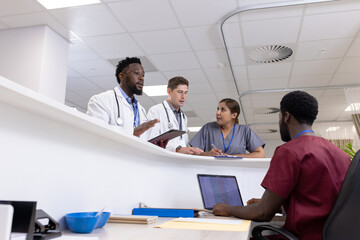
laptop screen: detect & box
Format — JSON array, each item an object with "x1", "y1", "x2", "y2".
[{"x1": 197, "y1": 174, "x2": 243, "y2": 210}]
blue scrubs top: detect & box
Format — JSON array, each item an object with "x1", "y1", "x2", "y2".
[{"x1": 189, "y1": 122, "x2": 265, "y2": 155}]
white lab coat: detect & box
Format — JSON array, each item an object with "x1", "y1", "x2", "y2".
[
  {"x1": 87, "y1": 86, "x2": 149, "y2": 140},
  {"x1": 147, "y1": 100, "x2": 188, "y2": 152}
]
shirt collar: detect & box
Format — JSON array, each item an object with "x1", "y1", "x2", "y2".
[
  {"x1": 118, "y1": 86, "x2": 138, "y2": 105},
  {"x1": 167, "y1": 100, "x2": 181, "y2": 114}
]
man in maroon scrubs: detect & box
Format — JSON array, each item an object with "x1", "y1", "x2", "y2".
[{"x1": 213, "y1": 91, "x2": 350, "y2": 240}]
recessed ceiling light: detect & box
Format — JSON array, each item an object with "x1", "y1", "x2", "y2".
[
  {"x1": 326, "y1": 127, "x2": 340, "y2": 132},
  {"x1": 37, "y1": 0, "x2": 100, "y2": 10},
  {"x1": 188, "y1": 127, "x2": 202, "y2": 132},
  {"x1": 345, "y1": 103, "x2": 360, "y2": 111},
  {"x1": 143, "y1": 85, "x2": 167, "y2": 97}
]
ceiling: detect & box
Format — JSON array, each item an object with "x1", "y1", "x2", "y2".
[{"x1": 1, "y1": 0, "x2": 360, "y2": 140}]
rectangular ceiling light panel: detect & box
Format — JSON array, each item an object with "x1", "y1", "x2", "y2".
[{"x1": 37, "y1": 0, "x2": 100, "y2": 9}]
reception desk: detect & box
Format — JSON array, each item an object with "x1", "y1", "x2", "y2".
[{"x1": 0, "y1": 76, "x2": 271, "y2": 237}]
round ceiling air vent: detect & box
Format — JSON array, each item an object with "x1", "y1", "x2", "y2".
[
  {"x1": 248, "y1": 45, "x2": 293, "y2": 63},
  {"x1": 254, "y1": 107, "x2": 280, "y2": 115}
]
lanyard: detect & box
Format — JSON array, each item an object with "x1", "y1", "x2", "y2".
[
  {"x1": 220, "y1": 124, "x2": 236, "y2": 153},
  {"x1": 295, "y1": 130, "x2": 314, "y2": 139}
]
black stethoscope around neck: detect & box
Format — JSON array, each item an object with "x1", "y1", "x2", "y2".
[
  {"x1": 114, "y1": 89, "x2": 124, "y2": 126},
  {"x1": 162, "y1": 101, "x2": 184, "y2": 130}
]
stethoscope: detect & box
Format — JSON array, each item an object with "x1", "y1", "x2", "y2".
[
  {"x1": 162, "y1": 101, "x2": 185, "y2": 130},
  {"x1": 114, "y1": 89, "x2": 147, "y2": 127}
]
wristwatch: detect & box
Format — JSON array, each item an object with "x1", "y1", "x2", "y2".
[{"x1": 176, "y1": 145, "x2": 182, "y2": 152}]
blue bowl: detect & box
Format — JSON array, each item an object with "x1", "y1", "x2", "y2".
[
  {"x1": 95, "y1": 212, "x2": 111, "y2": 228},
  {"x1": 65, "y1": 212, "x2": 99, "y2": 233}
]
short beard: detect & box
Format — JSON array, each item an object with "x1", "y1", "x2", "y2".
[
  {"x1": 131, "y1": 85, "x2": 142, "y2": 95},
  {"x1": 279, "y1": 118, "x2": 291, "y2": 142}
]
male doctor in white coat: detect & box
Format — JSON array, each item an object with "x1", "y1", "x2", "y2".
[
  {"x1": 147, "y1": 77, "x2": 203, "y2": 154},
  {"x1": 87, "y1": 57, "x2": 159, "y2": 141}
]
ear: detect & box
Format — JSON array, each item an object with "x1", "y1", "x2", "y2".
[
  {"x1": 167, "y1": 88, "x2": 171, "y2": 96},
  {"x1": 231, "y1": 112, "x2": 238, "y2": 120},
  {"x1": 283, "y1": 111, "x2": 291, "y2": 124},
  {"x1": 118, "y1": 72, "x2": 125, "y2": 82}
]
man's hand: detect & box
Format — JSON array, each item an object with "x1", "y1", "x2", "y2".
[
  {"x1": 247, "y1": 198, "x2": 260, "y2": 205},
  {"x1": 133, "y1": 119, "x2": 159, "y2": 137},
  {"x1": 151, "y1": 139, "x2": 169, "y2": 149},
  {"x1": 177, "y1": 147, "x2": 204, "y2": 155},
  {"x1": 213, "y1": 203, "x2": 232, "y2": 217}
]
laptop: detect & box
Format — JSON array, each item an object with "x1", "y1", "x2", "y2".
[{"x1": 197, "y1": 174, "x2": 244, "y2": 210}]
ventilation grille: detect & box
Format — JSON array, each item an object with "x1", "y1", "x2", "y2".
[
  {"x1": 247, "y1": 45, "x2": 293, "y2": 64},
  {"x1": 254, "y1": 107, "x2": 280, "y2": 115}
]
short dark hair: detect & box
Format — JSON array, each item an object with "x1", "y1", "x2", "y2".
[
  {"x1": 280, "y1": 91, "x2": 318, "y2": 125},
  {"x1": 115, "y1": 57, "x2": 142, "y2": 84},
  {"x1": 219, "y1": 98, "x2": 240, "y2": 124},
  {"x1": 167, "y1": 76, "x2": 189, "y2": 91}
]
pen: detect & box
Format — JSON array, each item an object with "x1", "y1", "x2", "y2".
[{"x1": 210, "y1": 141, "x2": 217, "y2": 149}]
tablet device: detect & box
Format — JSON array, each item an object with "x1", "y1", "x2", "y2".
[
  {"x1": 148, "y1": 129, "x2": 186, "y2": 143},
  {"x1": 197, "y1": 174, "x2": 244, "y2": 210}
]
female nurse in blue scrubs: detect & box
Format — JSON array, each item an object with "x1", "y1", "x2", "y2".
[{"x1": 189, "y1": 98, "x2": 265, "y2": 158}]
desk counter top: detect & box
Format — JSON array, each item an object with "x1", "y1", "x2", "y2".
[{"x1": 61, "y1": 218, "x2": 250, "y2": 240}]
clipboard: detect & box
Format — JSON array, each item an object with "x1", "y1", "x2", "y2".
[{"x1": 148, "y1": 129, "x2": 186, "y2": 143}]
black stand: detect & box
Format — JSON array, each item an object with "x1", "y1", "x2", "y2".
[{"x1": 33, "y1": 209, "x2": 62, "y2": 240}]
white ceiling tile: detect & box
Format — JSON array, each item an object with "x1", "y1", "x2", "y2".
[
  {"x1": 0, "y1": 12, "x2": 69, "y2": 38},
  {"x1": 83, "y1": 34, "x2": 144, "y2": 59},
  {"x1": 66, "y1": 77, "x2": 100, "y2": 91},
  {"x1": 88, "y1": 75, "x2": 116, "y2": 90},
  {"x1": 69, "y1": 59, "x2": 115, "y2": 77},
  {"x1": 237, "y1": 0, "x2": 291, "y2": 7},
  {"x1": 68, "y1": 39, "x2": 100, "y2": 62},
  {"x1": 300, "y1": 11, "x2": 360, "y2": 41},
  {"x1": 241, "y1": 17, "x2": 301, "y2": 46},
  {"x1": 322, "y1": 89, "x2": 346, "y2": 97},
  {"x1": 185, "y1": 25, "x2": 224, "y2": 51},
  {"x1": 0, "y1": 0, "x2": 43, "y2": 16},
  {"x1": 109, "y1": 0, "x2": 179, "y2": 32},
  {"x1": 329, "y1": 72, "x2": 360, "y2": 85},
  {"x1": 210, "y1": 80, "x2": 238, "y2": 93},
  {"x1": 235, "y1": 79, "x2": 250, "y2": 93},
  {"x1": 233, "y1": 66, "x2": 248, "y2": 81},
  {"x1": 248, "y1": 62, "x2": 292, "y2": 79},
  {"x1": 50, "y1": 4, "x2": 125, "y2": 37},
  {"x1": 295, "y1": 38, "x2": 353, "y2": 61},
  {"x1": 149, "y1": 52, "x2": 200, "y2": 71},
  {"x1": 75, "y1": 89, "x2": 104, "y2": 101},
  {"x1": 0, "y1": 21, "x2": 7, "y2": 29},
  {"x1": 144, "y1": 72, "x2": 168, "y2": 86},
  {"x1": 132, "y1": 29, "x2": 191, "y2": 54},
  {"x1": 337, "y1": 57, "x2": 360, "y2": 73},
  {"x1": 288, "y1": 75, "x2": 332, "y2": 88},
  {"x1": 170, "y1": 0, "x2": 237, "y2": 27},
  {"x1": 250, "y1": 78, "x2": 288, "y2": 90},
  {"x1": 65, "y1": 90, "x2": 87, "y2": 102},
  {"x1": 67, "y1": 67, "x2": 82, "y2": 79},
  {"x1": 228, "y1": 48, "x2": 246, "y2": 66},
  {"x1": 187, "y1": 93, "x2": 218, "y2": 104},
  {"x1": 240, "y1": 5, "x2": 303, "y2": 21},
  {"x1": 215, "y1": 91, "x2": 239, "y2": 102},
  {"x1": 187, "y1": 81, "x2": 213, "y2": 94},
  {"x1": 292, "y1": 59, "x2": 341, "y2": 76},
  {"x1": 205, "y1": 67, "x2": 233, "y2": 82},
  {"x1": 196, "y1": 49, "x2": 230, "y2": 69},
  {"x1": 347, "y1": 38, "x2": 360, "y2": 57},
  {"x1": 222, "y1": 22, "x2": 243, "y2": 48},
  {"x1": 305, "y1": 1, "x2": 360, "y2": 15},
  {"x1": 163, "y1": 70, "x2": 207, "y2": 83}
]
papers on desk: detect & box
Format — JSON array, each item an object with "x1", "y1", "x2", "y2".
[
  {"x1": 108, "y1": 214, "x2": 158, "y2": 224},
  {"x1": 155, "y1": 217, "x2": 251, "y2": 232}
]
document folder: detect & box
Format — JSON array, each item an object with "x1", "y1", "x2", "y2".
[{"x1": 132, "y1": 208, "x2": 197, "y2": 218}]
